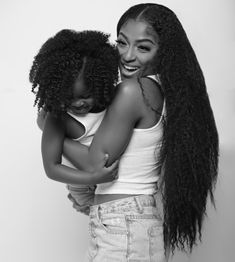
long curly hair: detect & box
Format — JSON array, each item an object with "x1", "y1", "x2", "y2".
[
  {"x1": 29, "y1": 29, "x2": 119, "y2": 116},
  {"x1": 117, "y1": 3, "x2": 219, "y2": 252}
]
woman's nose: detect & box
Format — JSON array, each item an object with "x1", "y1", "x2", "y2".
[{"x1": 123, "y1": 47, "x2": 136, "y2": 62}]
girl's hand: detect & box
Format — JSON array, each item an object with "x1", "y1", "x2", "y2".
[{"x1": 92, "y1": 154, "x2": 119, "y2": 184}]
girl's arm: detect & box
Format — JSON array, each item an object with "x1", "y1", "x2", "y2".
[
  {"x1": 64, "y1": 80, "x2": 142, "y2": 169},
  {"x1": 37, "y1": 109, "x2": 91, "y2": 170},
  {"x1": 41, "y1": 113, "x2": 118, "y2": 185},
  {"x1": 37, "y1": 108, "x2": 47, "y2": 131}
]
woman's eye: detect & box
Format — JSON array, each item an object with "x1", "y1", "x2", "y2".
[
  {"x1": 138, "y1": 46, "x2": 151, "y2": 52},
  {"x1": 115, "y1": 39, "x2": 126, "y2": 47}
]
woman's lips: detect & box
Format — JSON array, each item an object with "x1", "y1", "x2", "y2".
[{"x1": 120, "y1": 63, "x2": 140, "y2": 78}]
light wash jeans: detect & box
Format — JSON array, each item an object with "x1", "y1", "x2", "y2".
[
  {"x1": 84, "y1": 194, "x2": 168, "y2": 262},
  {"x1": 67, "y1": 184, "x2": 96, "y2": 215}
]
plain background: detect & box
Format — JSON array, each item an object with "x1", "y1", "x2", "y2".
[{"x1": 0, "y1": 0, "x2": 234, "y2": 261}]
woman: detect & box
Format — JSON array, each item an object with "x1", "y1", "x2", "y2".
[{"x1": 47, "y1": 3, "x2": 218, "y2": 261}]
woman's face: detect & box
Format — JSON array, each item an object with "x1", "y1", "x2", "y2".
[{"x1": 117, "y1": 19, "x2": 159, "y2": 80}]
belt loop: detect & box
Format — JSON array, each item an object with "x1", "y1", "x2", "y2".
[{"x1": 134, "y1": 196, "x2": 144, "y2": 214}]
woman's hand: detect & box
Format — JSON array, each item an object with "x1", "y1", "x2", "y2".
[{"x1": 92, "y1": 154, "x2": 119, "y2": 184}]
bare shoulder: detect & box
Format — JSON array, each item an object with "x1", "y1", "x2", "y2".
[
  {"x1": 139, "y1": 77, "x2": 162, "y2": 96},
  {"x1": 117, "y1": 77, "x2": 163, "y2": 108},
  {"x1": 139, "y1": 77, "x2": 164, "y2": 111},
  {"x1": 117, "y1": 78, "x2": 141, "y2": 93},
  {"x1": 115, "y1": 78, "x2": 144, "y2": 103},
  {"x1": 118, "y1": 77, "x2": 162, "y2": 95},
  {"x1": 104, "y1": 79, "x2": 143, "y2": 122}
]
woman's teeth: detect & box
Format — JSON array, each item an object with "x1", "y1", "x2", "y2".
[{"x1": 123, "y1": 64, "x2": 138, "y2": 72}]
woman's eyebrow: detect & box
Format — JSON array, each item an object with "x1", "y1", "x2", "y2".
[
  {"x1": 118, "y1": 32, "x2": 156, "y2": 45},
  {"x1": 118, "y1": 32, "x2": 128, "y2": 41},
  {"x1": 136, "y1": 39, "x2": 156, "y2": 45}
]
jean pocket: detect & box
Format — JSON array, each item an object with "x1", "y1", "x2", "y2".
[
  {"x1": 148, "y1": 223, "x2": 166, "y2": 262},
  {"x1": 98, "y1": 213, "x2": 127, "y2": 235},
  {"x1": 124, "y1": 214, "x2": 164, "y2": 261}
]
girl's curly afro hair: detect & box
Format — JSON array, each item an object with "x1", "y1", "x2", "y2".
[{"x1": 29, "y1": 29, "x2": 119, "y2": 116}]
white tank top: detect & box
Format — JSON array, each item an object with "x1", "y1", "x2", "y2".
[
  {"x1": 95, "y1": 75, "x2": 165, "y2": 195},
  {"x1": 62, "y1": 110, "x2": 106, "y2": 168}
]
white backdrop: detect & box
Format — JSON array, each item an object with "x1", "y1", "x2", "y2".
[{"x1": 0, "y1": 0, "x2": 234, "y2": 261}]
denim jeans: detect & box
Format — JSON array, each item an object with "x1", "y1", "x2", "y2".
[
  {"x1": 84, "y1": 194, "x2": 168, "y2": 262},
  {"x1": 67, "y1": 184, "x2": 96, "y2": 215}
]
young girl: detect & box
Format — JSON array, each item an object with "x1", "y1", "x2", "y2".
[{"x1": 29, "y1": 29, "x2": 119, "y2": 214}]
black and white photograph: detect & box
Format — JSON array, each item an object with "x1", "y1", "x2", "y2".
[{"x1": 0, "y1": 0, "x2": 234, "y2": 261}]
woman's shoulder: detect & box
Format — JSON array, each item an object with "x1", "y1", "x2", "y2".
[
  {"x1": 119, "y1": 76, "x2": 160, "y2": 89},
  {"x1": 117, "y1": 77, "x2": 151, "y2": 97},
  {"x1": 118, "y1": 78, "x2": 139, "y2": 91},
  {"x1": 117, "y1": 77, "x2": 164, "y2": 118},
  {"x1": 117, "y1": 77, "x2": 162, "y2": 101}
]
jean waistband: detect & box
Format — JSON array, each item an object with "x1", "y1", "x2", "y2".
[{"x1": 90, "y1": 194, "x2": 156, "y2": 216}]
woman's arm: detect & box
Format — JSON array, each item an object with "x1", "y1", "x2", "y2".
[
  {"x1": 41, "y1": 113, "x2": 118, "y2": 185},
  {"x1": 89, "y1": 81, "x2": 141, "y2": 167},
  {"x1": 64, "y1": 80, "x2": 142, "y2": 169},
  {"x1": 63, "y1": 138, "x2": 92, "y2": 170}
]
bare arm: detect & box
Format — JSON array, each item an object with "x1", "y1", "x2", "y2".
[
  {"x1": 63, "y1": 138, "x2": 92, "y2": 170},
  {"x1": 37, "y1": 108, "x2": 47, "y2": 131},
  {"x1": 37, "y1": 108, "x2": 92, "y2": 170},
  {"x1": 41, "y1": 113, "x2": 118, "y2": 185},
  {"x1": 89, "y1": 81, "x2": 141, "y2": 167},
  {"x1": 64, "y1": 81, "x2": 142, "y2": 169}
]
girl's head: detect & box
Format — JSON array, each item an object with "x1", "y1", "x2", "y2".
[
  {"x1": 30, "y1": 29, "x2": 119, "y2": 116},
  {"x1": 116, "y1": 3, "x2": 193, "y2": 80}
]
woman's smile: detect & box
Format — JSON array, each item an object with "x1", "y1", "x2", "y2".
[
  {"x1": 117, "y1": 19, "x2": 159, "y2": 80},
  {"x1": 119, "y1": 62, "x2": 140, "y2": 78}
]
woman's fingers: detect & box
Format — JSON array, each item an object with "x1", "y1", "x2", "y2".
[
  {"x1": 103, "y1": 154, "x2": 109, "y2": 165},
  {"x1": 106, "y1": 160, "x2": 119, "y2": 180},
  {"x1": 108, "y1": 159, "x2": 119, "y2": 169}
]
